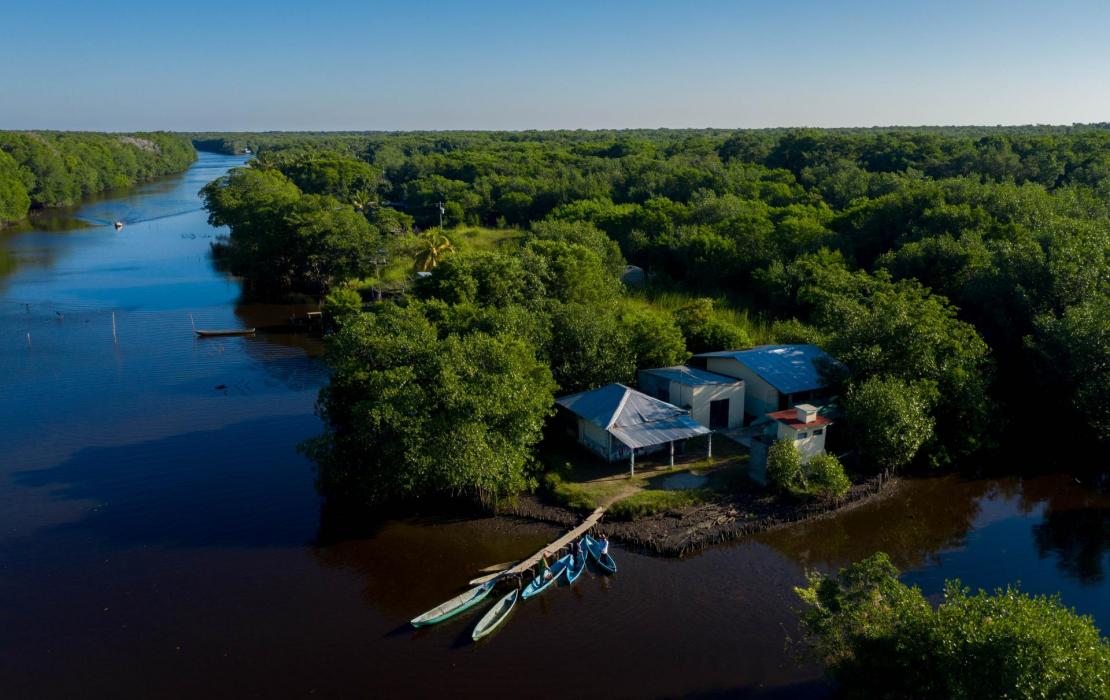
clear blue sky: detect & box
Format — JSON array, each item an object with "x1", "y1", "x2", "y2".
[{"x1": 3, "y1": 0, "x2": 1109, "y2": 131}]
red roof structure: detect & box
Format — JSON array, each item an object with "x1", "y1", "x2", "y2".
[{"x1": 767, "y1": 408, "x2": 833, "y2": 431}]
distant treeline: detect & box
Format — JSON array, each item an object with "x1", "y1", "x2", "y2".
[{"x1": 0, "y1": 131, "x2": 196, "y2": 225}]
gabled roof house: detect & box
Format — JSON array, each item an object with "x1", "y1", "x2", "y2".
[{"x1": 556, "y1": 383, "x2": 710, "y2": 472}]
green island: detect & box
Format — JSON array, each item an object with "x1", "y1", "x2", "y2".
[
  {"x1": 0, "y1": 131, "x2": 196, "y2": 225},
  {"x1": 194, "y1": 127, "x2": 1110, "y2": 697}
]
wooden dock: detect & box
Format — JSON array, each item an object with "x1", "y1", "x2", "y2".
[
  {"x1": 505, "y1": 506, "x2": 606, "y2": 576},
  {"x1": 470, "y1": 506, "x2": 607, "y2": 585}
]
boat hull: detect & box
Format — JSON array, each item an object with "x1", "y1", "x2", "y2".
[
  {"x1": 521, "y1": 554, "x2": 571, "y2": 599},
  {"x1": 566, "y1": 549, "x2": 587, "y2": 585},
  {"x1": 583, "y1": 535, "x2": 617, "y2": 574},
  {"x1": 411, "y1": 580, "x2": 496, "y2": 627},
  {"x1": 472, "y1": 588, "x2": 518, "y2": 640}
]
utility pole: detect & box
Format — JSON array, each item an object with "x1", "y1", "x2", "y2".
[{"x1": 437, "y1": 201, "x2": 445, "y2": 228}]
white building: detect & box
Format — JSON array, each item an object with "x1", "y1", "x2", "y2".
[
  {"x1": 637, "y1": 366, "x2": 745, "y2": 430},
  {"x1": 748, "y1": 404, "x2": 834, "y2": 484},
  {"x1": 555, "y1": 383, "x2": 712, "y2": 473},
  {"x1": 765, "y1": 404, "x2": 832, "y2": 462},
  {"x1": 694, "y1": 344, "x2": 836, "y2": 423}
]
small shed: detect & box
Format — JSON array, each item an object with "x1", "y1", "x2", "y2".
[
  {"x1": 693, "y1": 344, "x2": 836, "y2": 423},
  {"x1": 748, "y1": 404, "x2": 834, "y2": 484},
  {"x1": 638, "y1": 366, "x2": 745, "y2": 430},
  {"x1": 556, "y1": 383, "x2": 712, "y2": 475}
]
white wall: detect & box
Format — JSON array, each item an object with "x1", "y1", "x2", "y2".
[
  {"x1": 705, "y1": 357, "x2": 780, "y2": 420},
  {"x1": 578, "y1": 418, "x2": 612, "y2": 460},
  {"x1": 775, "y1": 421, "x2": 829, "y2": 463},
  {"x1": 690, "y1": 382, "x2": 745, "y2": 428}
]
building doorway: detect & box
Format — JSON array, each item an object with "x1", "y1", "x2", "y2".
[{"x1": 710, "y1": 398, "x2": 730, "y2": 429}]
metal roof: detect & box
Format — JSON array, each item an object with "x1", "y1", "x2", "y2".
[
  {"x1": 695, "y1": 344, "x2": 834, "y2": 395},
  {"x1": 556, "y1": 383, "x2": 710, "y2": 450},
  {"x1": 640, "y1": 365, "x2": 742, "y2": 387}
]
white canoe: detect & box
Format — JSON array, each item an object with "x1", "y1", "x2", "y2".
[
  {"x1": 410, "y1": 579, "x2": 496, "y2": 627},
  {"x1": 472, "y1": 587, "x2": 519, "y2": 641}
]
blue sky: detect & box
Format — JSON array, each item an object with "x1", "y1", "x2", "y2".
[{"x1": 2, "y1": 0, "x2": 1109, "y2": 130}]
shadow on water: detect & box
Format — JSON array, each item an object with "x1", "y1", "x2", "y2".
[
  {"x1": 1033, "y1": 508, "x2": 1110, "y2": 583},
  {"x1": 757, "y1": 475, "x2": 990, "y2": 573},
  {"x1": 12, "y1": 414, "x2": 322, "y2": 549}
]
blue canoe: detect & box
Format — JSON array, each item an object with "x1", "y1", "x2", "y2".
[
  {"x1": 583, "y1": 534, "x2": 617, "y2": 574},
  {"x1": 411, "y1": 578, "x2": 497, "y2": 627},
  {"x1": 566, "y1": 546, "x2": 587, "y2": 585},
  {"x1": 522, "y1": 554, "x2": 572, "y2": 599}
]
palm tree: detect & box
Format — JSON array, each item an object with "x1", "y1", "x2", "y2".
[{"x1": 413, "y1": 230, "x2": 455, "y2": 272}]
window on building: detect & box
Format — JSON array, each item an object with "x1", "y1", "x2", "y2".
[
  {"x1": 796, "y1": 431, "x2": 808, "y2": 439},
  {"x1": 813, "y1": 428, "x2": 824, "y2": 435}
]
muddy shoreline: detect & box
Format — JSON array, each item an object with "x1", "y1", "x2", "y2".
[{"x1": 505, "y1": 473, "x2": 897, "y2": 557}]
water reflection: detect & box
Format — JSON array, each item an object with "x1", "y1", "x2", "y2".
[
  {"x1": 757, "y1": 475, "x2": 988, "y2": 573},
  {"x1": 11, "y1": 414, "x2": 322, "y2": 549}
]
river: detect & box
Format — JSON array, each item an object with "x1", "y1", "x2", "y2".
[{"x1": 1, "y1": 152, "x2": 1107, "y2": 699}]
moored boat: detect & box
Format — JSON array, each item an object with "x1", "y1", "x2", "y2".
[
  {"x1": 194, "y1": 328, "x2": 256, "y2": 337},
  {"x1": 521, "y1": 554, "x2": 571, "y2": 599},
  {"x1": 114, "y1": 221, "x2": 123, "y2": 230},
  {"x1": 583, "y1": 534, "x2": 617, "y2": 574},
  {"x1": 471, "y1": 586, "x2": 519, "y2": 640},
  {"x1": 566, "y1": 546, "x2": 587, "y2": 585},
  {"x1": 411, "y1": 579, "x2": 497, "y2": 627}
]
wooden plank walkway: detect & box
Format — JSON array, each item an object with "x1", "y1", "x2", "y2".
[{"x1": 504, "y1": 506, "x2": 607, "y2": 577}]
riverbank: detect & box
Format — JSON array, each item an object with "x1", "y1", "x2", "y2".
[{"x1": 507, "y1": 473, "x2": 896, "y2": 557}]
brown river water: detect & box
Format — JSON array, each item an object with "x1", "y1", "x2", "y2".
[{"x1": 1, "y1": 152, "x2": 1107, "y2": 699}]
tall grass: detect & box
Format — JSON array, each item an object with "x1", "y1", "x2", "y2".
[{"x1": 624, "y1": 288, "x2": 776, "y2": 346}]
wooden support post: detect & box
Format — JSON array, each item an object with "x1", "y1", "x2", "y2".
[
  {"x1": 670, "y1": 440, "x2": 674, "y2": 467},
  {"x1": 708, "y1": 432, "x2": 713, "y2": 459},
  {"x1": 630, "y1": 449, "x2": 635, "y2": 477}
]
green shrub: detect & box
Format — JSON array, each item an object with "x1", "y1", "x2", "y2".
[
  {"x1": 323, "y1": 286, "x2": 363, "y2": 322},
  {"x1": 796, "y1": 553, "x2": 1110, "y2": 699},
  {"x1": 607, "y1": 489, "x2": 710, "y2": 520},
  {"x1": 806, "y1": 453, "x2": 851, "y2": 497},
  {"x1": 766, "y1": 439, "x2": 804, "y2": 493}
]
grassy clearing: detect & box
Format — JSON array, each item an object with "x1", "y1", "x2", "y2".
[
  {"x1": 540, "y1": 436, "x2": 754, "y2": 519},
  {"x1": 352, "y1": 225, "x2": 526, "y2": 290},
  {"x1": 606, "y1": 488, "x2": 713, "y2": 520}
]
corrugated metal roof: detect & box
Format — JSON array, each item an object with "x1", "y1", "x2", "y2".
[
  {"x1": 695, "y1": 344, "x2": 834, "y2": 395},
  {"x1": 556, "y1": 384, "x2": 710, "y2": 449},
  {"x1": 640, "y1": 365, "x2": 742, "y2": 387}
]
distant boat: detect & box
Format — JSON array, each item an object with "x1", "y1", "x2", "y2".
[
  {"x1": 411, "y1": 579, "x2": 497, "y2": 628},
  {"x1": 471, "y1": 586, "x2": 519, "y2": 641},
  {"x1": 193, "y1": 328, "x2": 256, "y2": 337},
  {"x1": 114, "y1": 221, "x2": 123, "y2": 230},
  {"x1": 521, "y1": 554, "x2": 572, "y2": 599}
]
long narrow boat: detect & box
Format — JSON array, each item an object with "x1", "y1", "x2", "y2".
[
  {"x1": 566, "y1": 546, "x2": 587, "y2": 585},
  {"x1": 194, "y1": 328, "x2": 256, "y2": 337},
  {"x1": 471, "y1": 586, "x2": 519, "y2": 641},
  {"x1": 410, "y1": 579, "x2": 497, "y2": 627},
  {"x1": 583, "y1": 534, "x2": 617, "y2": 574},
  {"x1": 521, "y1": 554, "x2": 571, "y2": 600}
]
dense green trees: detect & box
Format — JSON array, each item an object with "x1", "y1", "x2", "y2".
[
  {"x1": 0, "y1": 131, "x2": 195, "y2": 224},
  {"x1": 202, "y1": 167, "x2": 380, "y2": 294},
  {"x1": 304, "y1": 302, "x2": 556, "y2": 506},
  {"x1": 795, "y1": 553, "x2": 1110, "y2": 699},
  {"x1": 199, "y1": 125, "x2": 1110, "y2": 486}
]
